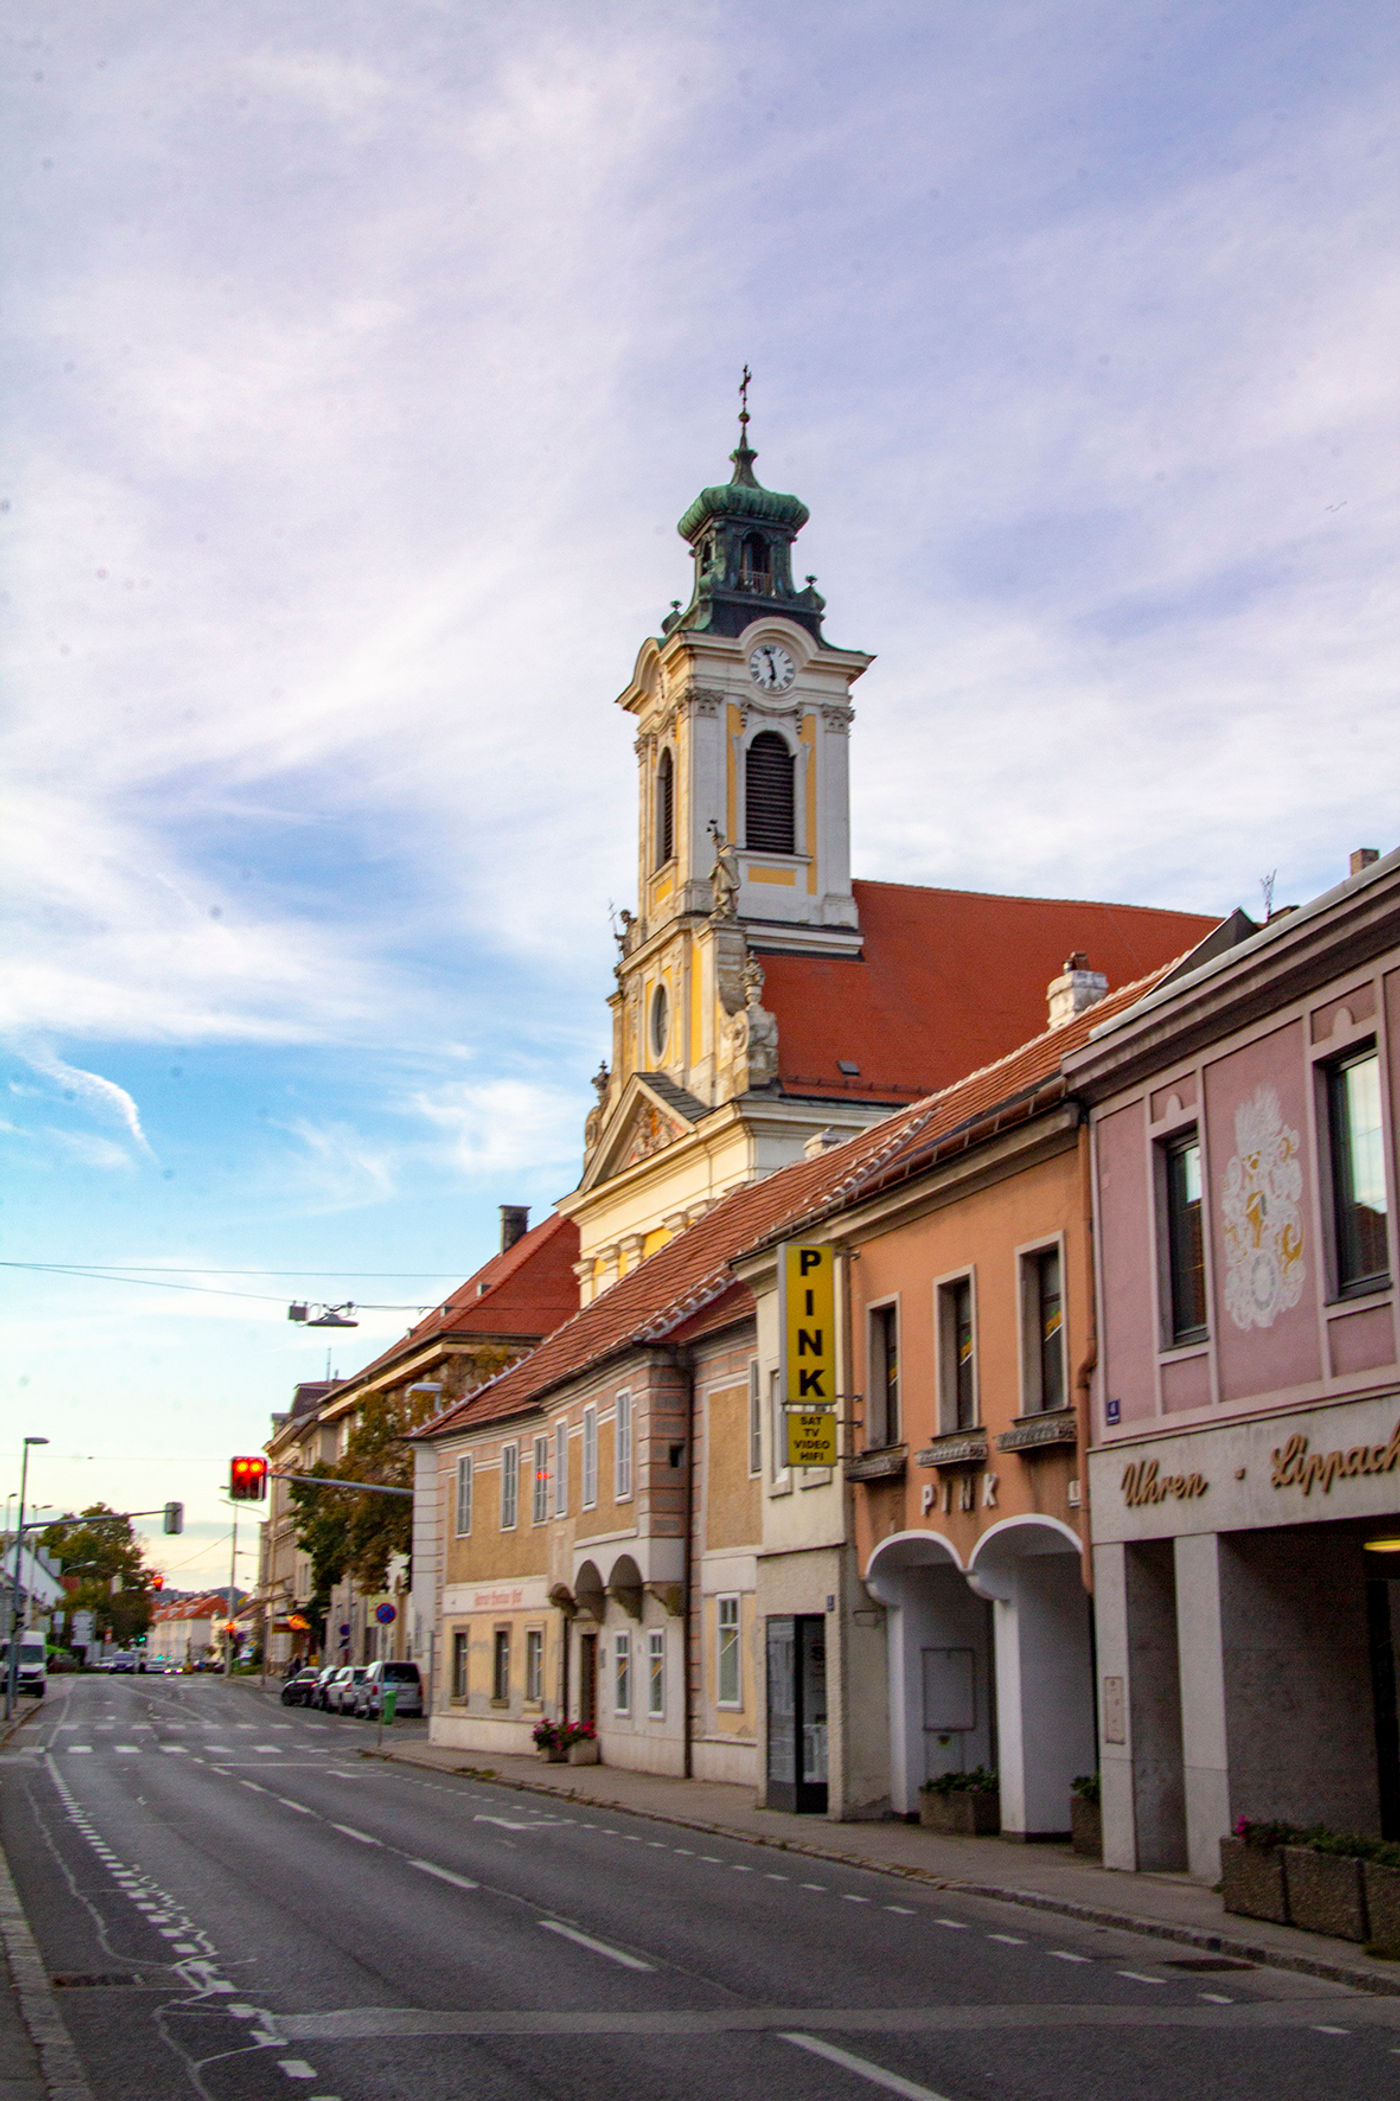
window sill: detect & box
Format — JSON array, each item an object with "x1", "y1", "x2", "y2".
[
  {"x1": 996, "y1": 1411, "x2": 1078, "y2": 1455},
  {"x1": 1328, "y1": 1280, "x2": 1393, "y2": 1306},
  {"x1": 1159, "y1": 1337, "x2": 1209, "y2": 1358},
  {"x1": 914, "y1": 1431, "x2": 988, "y2": 1469},
  {"x1": 489, "y1": 1698, "x2": 510, "y2": 1709},
  {"x1": 845, "y1": 1445, "x2": 907, "y2": 1483}
]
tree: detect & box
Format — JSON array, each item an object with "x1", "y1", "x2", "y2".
[
  {"x1": 40, "y1": 1504, "x2": 156, "y2": 1646},
  {"x1": 289, "y1": 1355, "x2": 514, "y2": 1596}
]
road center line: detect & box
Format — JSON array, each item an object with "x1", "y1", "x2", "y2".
[
  {"x1": 277, "y1": 1798, "x2": 313, "y2": 1814},
  {"x1": 330, "y1": 1824, "x2": 382, "y2": 1847},
  {"x1": 781, "y1": 2032, "x2": 952, "y2": 2099},
  {"x1": 538, "y1": 1920, "x2": 654, "y2": 1972},
  {"x1": 407, "y1": 1859, "x2": 479, "y2": 1892}
]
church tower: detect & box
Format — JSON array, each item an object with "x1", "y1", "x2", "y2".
[{"x1": 561, "y1": 397, "x2": 882, "y2": 1301}]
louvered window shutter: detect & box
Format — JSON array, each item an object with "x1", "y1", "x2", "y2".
[{"x1": 745, "y1": 733, "x2": 795, "y2": 853}]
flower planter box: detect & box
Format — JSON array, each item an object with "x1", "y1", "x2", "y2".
[
  {"x1": 567, "y1": 1739, "x2": 600, "y2": 1765},
  {"x1": 1220, "y1": 1836, "x2": 1288, "y2": 1924},
  {"x1": 537, "y1": 1744, "x2": 568, "y2": 1764},
  {"x1": 919, "y1": 1790, "x2": 1000, "y2": 1836},
  {"x1": 1070, "y1": 1796, "x2": 1102, "y2": 1859},
  {"x1": 1283, "y1": 1847, "x2": 1368, "y2": 1943},
  {"x1": 1363, "y1": 1861, "x2": 1400, "y2": 1954}
]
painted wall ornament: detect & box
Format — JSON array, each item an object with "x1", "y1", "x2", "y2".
[{"x1": 1221, "y1": 1085, "x2": 1305, "y2": 1330}]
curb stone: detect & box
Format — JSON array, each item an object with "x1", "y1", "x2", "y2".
[
  {"x1": 366, "y1": 1746, "x2": 1400, "y2": 2001},
  {"x1": 0, "y1": 1837, "x2": 94, "y2": 2101}
]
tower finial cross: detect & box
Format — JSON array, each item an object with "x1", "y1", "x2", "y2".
[{"x1": 738, "y1": 362, "x2": 752, "y2": 432}]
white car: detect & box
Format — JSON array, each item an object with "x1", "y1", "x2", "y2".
[
  {"x1": 324, "y1": 1665, "x2": 367, "y2": 1715},
  {"x1": 0, "y1": 1635, "x2": 47, "y2": 1697}
]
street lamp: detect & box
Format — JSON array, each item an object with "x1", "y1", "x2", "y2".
[{"x1": 5, "y1": 1437, "x2": 50, "y2": 1722}]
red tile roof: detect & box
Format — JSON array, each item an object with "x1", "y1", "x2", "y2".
[
  {"x1": 420, "y1": 956, "x2": 1192, "y2": 1441},
  {"x1": 329, "y1": 1211, "x2": 580, "y2": 1394},
  {"x1": 762, "y1": 879, "x2": 1218, "y2": 1103}
]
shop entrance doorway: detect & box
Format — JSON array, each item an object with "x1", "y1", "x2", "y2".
[
  {"x1": 579, "y1": 1633, "x2": 597, "y2": 1729},
  {"x1": 765, "y1": 1615, "x2": 828, "y2": 1814}
]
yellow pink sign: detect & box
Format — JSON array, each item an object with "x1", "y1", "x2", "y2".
[{"x1": 781, "y1": 1243, "x2": 837, "y2": 1466}]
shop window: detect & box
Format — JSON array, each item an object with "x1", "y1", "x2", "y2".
[
  {"x1": 614, "y1": 1631, "x2": 631, "y2": 1716},
  {"x1": 491, "y1": 1628, "x2": 510, "y2": 1704},
  {"x1": 1021, "y1": 1244, "x2": 1066, "y2": 1412},
  {"x1": 654, "y1": 748, "x2": 674, "y2": 867},
  {"x1": 454, "y1": 1455, "x2": 473, "y2": 1537},
  {"x1": 745, "y1": 733, "x2": 795, "y2": 854},
  {"x1": 531, "y1": 1435, "x2": 549, "y2": 1526},
  {"x1": 648, "y1": 1629, "x2": 665, "y2": 1718},
  {"x1": 1163, "y1": 1133, "x2": 1208, "y2": 1343},
  {"x1": 553, "y1": 1418, "x2": 568, "y2": 1517},
  {"x1": 1328, "y1": 1048, "x2": 1391, "y2": 1295},
  {"x1": 615, "y1": 1389, "x2": 633, "y2": 1501},
  {"x1": 525, "y1": 1627, "x2": 543, "y2": 1705},
  {"x1": 451, "y1": 1630, "x2": 469, "y2": 1702},
  {"x1": 500, "y1": 1443, "x2": 519, "y2": 1530},
  {"x1": 717, "y1": 1595, "x2": 742, "y2": 1708},
  {"x1": 582, "y1": 1406, "x2": 598, "y2": 1508},
  {"x1": 747, "y1": 1362, "x2": 763, "y2": 1476},
  {"x1": 867, "y1": 1302, "x2": 900, "y2": 1446},
  {"x1": 937, "y1": 1275, "x2": 977, "y2": 1430}
]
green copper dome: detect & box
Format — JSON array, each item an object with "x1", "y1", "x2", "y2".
[{"x1": 676, "y1": 439, "x2": 809, "y2": 544}]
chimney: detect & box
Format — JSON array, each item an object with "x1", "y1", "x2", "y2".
[
  {"x1": 803, "y1": 1127, "x2": 844, "y2": 1160},
  {"x1": 1351, "y1": 848, "x2": 1380, "y2": 877},
  {"x1": 499, "y1": 1205, "x2": 530, "y2": 1252},
  {"x1": 1047, "y1": 952, "x2": 1109, "y2": 1029}
]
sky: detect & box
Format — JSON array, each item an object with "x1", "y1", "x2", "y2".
[{"x1": 2, "y1": 0, "x2": 1396, "y2": 1585}]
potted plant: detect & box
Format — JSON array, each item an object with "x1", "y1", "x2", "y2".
[
  {"x1": 562, "y1": 1720, "x2": 599, "y2": 1766},
  {"x1": 1220, "y1": 1818, "x2": 1293, "y2": 1924},
  {"x1": 1284, "y1": 1828, "x2": 1369, "y2": 1943},
  {"x1": 531, "y1": 1719, "x2": 568, "y2": 1764},
  {"x1": 1070, "y1": 1773, "x2": 1101, "y2": 1858},
  {"x1": 919, "y1": 1767, "x2": 1000, "y2": 1836}
]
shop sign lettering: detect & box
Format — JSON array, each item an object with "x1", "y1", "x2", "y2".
[
  {"x1": 1271, "y1": 1424, "x2": 1400, "y2": 1496},
  {"x1": 1121, "y1": 1458, "x2": 1209, "y2": 1508}
]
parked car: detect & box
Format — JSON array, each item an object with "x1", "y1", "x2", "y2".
[
  {"x1": 353, "y1": 1660, "x2": 423, "y2": 1719},
  {"x1": 306, "y1": 1665, "x2": 341, "y2": 1710},
  {"x1": 0, "y1": 1636, "x2": 47, "y2": 1698},
  {"x1": 280, "y1": 1667, "x2": 321, "y2": 1708},
  {"x1": 325, "y1": 1665, "x2": 367, "y2": 1715}
]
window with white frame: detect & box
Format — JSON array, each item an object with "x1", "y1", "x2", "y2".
[
  {"x1": 614, "y1": 1631, "x2": 631, "y2": 1715},
  {"x1": 936, "y1": 1275, "x2": 977, "y2": 1431},
  {"x1": 867, "y1": 1301, "x2": 900, "y2": 1446},
  {"x1": 747, "y1": 1362, "x2": 762, "y2": 1476},
  {"x1": 531, "y1": 1434, "x2": 549, "y2": 1525},
  {"x1": 553, "y1": 1417, "x2": 568, "y2": 1516},
  {"x1": 1020, "y1": 1244, "x2": 1066, "y2": 1412},
  {"x1": 492, "y1": 1627, "x2": 510, "y2": 1703},
  {"x1": 647, "y1": 1628, "x2": 665, "y2": 1718},
  {"x1": 582, "y1": 1406, "x2": 598, "y2": 1508},
  {"x1": 451, "y1": 1629, "x2": 469, "y2": 1701},
  {"x1": 500, "y1": 1443, "x2": 519, "y2": 1529},
  {"x1": 716, "y1": 1595, "x2": 741, "y2": 1708},
  {"x1": 454, "y1": 1455, "x2": 473, "y2": 1536},
  {"x1": 615, "y1": 1389, "x2": 633, "y2": 1501},
  {"x1": 525, "y1": 1626, "x2": 543, "y2": 1704}
]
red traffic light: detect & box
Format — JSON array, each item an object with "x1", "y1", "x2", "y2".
[
  {"x1": 229, "y1": 1455, "x2": 269, "y2": 1502},
  {"x1": 151, "y1": 1574, "x2": 164, "y2": 1591}
]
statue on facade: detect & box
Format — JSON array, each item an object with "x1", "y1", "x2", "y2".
[
  {"x1": 729, "y1": 955, "x2": 779, "y2": 1090},
  {"x1": 583, "y1": 1060, "x2": 610, "y2": 1154},
  {"x1": 708, "y1": 821, "x2": 740, "y2": 921}
]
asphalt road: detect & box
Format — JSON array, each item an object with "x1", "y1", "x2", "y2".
[{"x1": 3, "y1": 1675, "x2": 1400, "y2": 2101}]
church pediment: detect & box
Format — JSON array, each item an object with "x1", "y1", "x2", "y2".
[{"x1": 578, "y1": 1073, "x2": 707, "y2": 1193}]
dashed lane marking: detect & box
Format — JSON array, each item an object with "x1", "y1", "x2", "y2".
[
  {"x1": 408, "y1": 1859, "x2": 478, "y2": 1892},
  {"x1": 1118, "y1": 1971, "x2": 1165, "y2": 1985},
  {"x1": 539, "y1": 1920, "x2": 654, "y2": 1972},
  {"x1": 330, "y1": 1824, "x2": 381, "y2": 1847},
  {"x1": 781, "y1": 2032, "x2": 952, "y2": 2100},
  {"x1": 1048, "y1": 1950, "x2": 1091, "y2": 1963}
]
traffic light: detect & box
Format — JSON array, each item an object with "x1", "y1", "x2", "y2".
[
  {"x1": 163, "y1": 1500, "x2": 184, "y2": 1535},
  {"x1": 151, "y1": 1574, "x2": 164, "y2": 1592},
  {"x1": 229, "y1": 1456, "x2": 269, "y2": 1502}
]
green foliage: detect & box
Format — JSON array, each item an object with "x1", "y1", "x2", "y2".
[
  {"x1": 1071, "y1": 1773, "x2": 1101, "y2": 1805},
  {"x1": 922, "y1": 1765, "x2": 999, "y2": 1796},
  {"x1": 38, "y1": 1504, "x2": 156, "y2": 1645},
  {"x1": 289, "y1": 1362, "x2": 513, "y2": 1595},
  {"x1": 1234, "y1": 1816, "x2": 1400, "y2": 1866}
]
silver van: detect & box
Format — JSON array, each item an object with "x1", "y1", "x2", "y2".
[{"x1": 0, "y1": 1634, "x2": 47, "y2": 1697}]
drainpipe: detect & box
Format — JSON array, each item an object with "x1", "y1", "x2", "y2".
[
  {"x1": 1074, "y1": 1110, "x2": 1098, "y2": 1598},
  {"x1": 680, "y1": 1346, "x2": 695, "y2": 1779}
]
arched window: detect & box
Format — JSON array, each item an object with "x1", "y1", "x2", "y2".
[
  {"x1": 745, "y1": 732, "x2": 796, "y2": 854},
  {"x1": 739, "y1": 532, "x2": 771, "y2": 592},
  {"x1": 654, "y1": 748, "x2": 674, "y2": 866}
]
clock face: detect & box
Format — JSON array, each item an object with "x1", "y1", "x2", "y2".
[{"x1": 749, "y1": 642, "x2": 796, "y2": 692}]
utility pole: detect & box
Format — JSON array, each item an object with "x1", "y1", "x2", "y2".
[
  {"x1": 224, "y1": 1504, "x2": 239, "y2": 1678},
  {"x1": 5, "y1": 1437, "x2": 49, "y2": 1723}
]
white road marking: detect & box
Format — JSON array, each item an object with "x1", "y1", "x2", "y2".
[
  {"x1": 160, "y1": 1745, "x2": 188, "y2": 1754},
  {"x1": 782, "y1": 2032, "x2": 952, "y2": 2099},
  {"x1": 330, "y1": 1824, "x2": 381, "y2": 1846},
  {"x1": 408, "y1": 1859, "x2": 478, "y2": 1892},
  {"x1": 699, "y1": 1856, "x2": 722, "y2": 1864},
  {"x1": 1118, "y1": 1971, "x2": 1164, "y2": 1984},
  {"x1": 1048, "y1": 1950, "x2": 1090, "y2": 1962},
  {"x1": 539, "y1": 1920, "x2": 654, "y2": 1971},
  {"x1": 933, "y1": 1919, "x2": 967, "y2": 1930},
  {"x1": 473, "y1": 1815, "x2": 539, "y2": 1831},
  {"x1": 67, "y1": 1746, "x2": 92, "y2": 1754},
  {"x1": 114, "y1": 1745, "x2": 140, "y2": 1754},
  {"x1": 278, "y1": 2061, "x2": 318, "y2": 2078},
  {"x1": 841, "y1": 1894, "x2": 870, "y2": 1904},
  {"x1": 1313, "y1": 2025, "x2": 1350, "y2": 2034},
  {"x1": 800, "y1": 1882, "x2": 828, "y2": 1891},
  {"x1": 240, "y1": 1781, "x2": 268, "y2": 1794},
  {"x1": 253, "y1": 1745, "x2": 283, "y2": 1754},
  {"x1": 1200, "y1": 1992, "x2": 1234, "y2": 2004},
  {"x1": 277, "y1": 1798, "x2": 313, "y2": 1814},
  {"x1": 766, "y1": 1874, "x2": 790, "y2": 1882},
  {"x1": 885, "y1": 1906, "x2": 916, "y2": 1915},
  {"x1": 989, "y1": 1934, "x2": 1024, "y2": 1944}
]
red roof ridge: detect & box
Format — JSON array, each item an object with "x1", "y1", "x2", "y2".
[{"x1": 851, "y1": 875, "x2": 1215, "y2": 917}]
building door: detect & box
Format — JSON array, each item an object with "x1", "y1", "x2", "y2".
[
  {"x1": 921, "y1": 1645, "x2": 976, "y2": 1782},
  {"x1": 579, "y1": 1632, "x2": 598, "y2": 1728},
  {"x1": 765, "y1": 1614, "x2": 828, "y2": 1813}
]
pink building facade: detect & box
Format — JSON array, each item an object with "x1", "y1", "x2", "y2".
[{"x1": 1067, "y1": 848, "x2": 1400, "y2": 1879}]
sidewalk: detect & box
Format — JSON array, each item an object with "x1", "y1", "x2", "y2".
[
  {"x1": 366, "y1": 1731, "x2": 1400, "y2": 2000},
  {"x1": 0, "y1": 1703, "x2": 69, "y2": 2099}
]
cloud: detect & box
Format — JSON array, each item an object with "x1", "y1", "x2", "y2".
[
  {"x1": 410, "y1": 1077, "x2": 585, "y2": 1179},
  {"x1": 19, "y1": 1048, "x2": 155, "y2": 1156}
]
